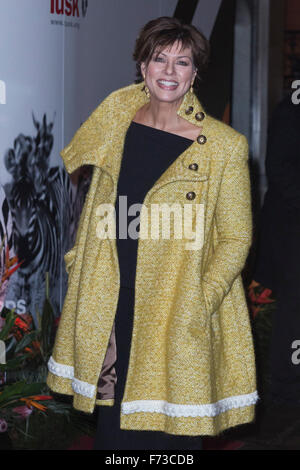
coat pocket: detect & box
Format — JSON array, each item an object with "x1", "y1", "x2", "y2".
[
  {"x1": 201, "y1": 281, "x2": 223, "y2": 334},
  {"x1": 202, "y1": 278, "x2": 221, "y2": 317}
]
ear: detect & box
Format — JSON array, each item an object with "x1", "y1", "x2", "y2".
[
  {"x1": 140, "y1": 62, "x2": 146, "y2": 80},
  {"x1": 190, "y1": 69, "x2": 197, "y2": 87}
]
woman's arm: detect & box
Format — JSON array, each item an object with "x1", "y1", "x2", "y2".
[{"x1": 202, "y1": 134, "x2": 252, "y2": 315}]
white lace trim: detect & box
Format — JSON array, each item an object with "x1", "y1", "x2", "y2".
[
  {"x1": 47, "y1": 356, "x2": 95, "y2": 399},
  {"x1": 121, "y1": 391, "x2": 259, "y2": 418},
  {"x1": 48, "y1": 356, "x2": 259, "y2": 412},
  {"x1": 72, "y1": 377, "x2": 96, "y2": 399},
  {"x1": 47, "y1": 356, "x2": 74, "y2": 379}
]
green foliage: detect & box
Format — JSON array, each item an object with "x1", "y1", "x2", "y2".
[
  {"x1": 14, "y1": 331, "x2": 39, "y2": 355},
  {"x1": 40, "y1": 297, "x2": 55, "y2": 362},
  {"x1": 0, "y1": 355, "x2": 28, "y2": 372},
  {"x1": 0, "y1": 272, "x2": 96, "y2": 449},
  {"x1": 10, "y1": 407, "x2": 96, "y2": 450},
  {"x1": 0, "y1": 382, "x2": 45, "y2": 409},
  {"x1": 0, "y1": 308, "x2": 16, "y2": 341}
]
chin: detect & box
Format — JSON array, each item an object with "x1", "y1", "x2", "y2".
[{"x1": 154, "y1": 90, "x2": 184, "y2": 103}]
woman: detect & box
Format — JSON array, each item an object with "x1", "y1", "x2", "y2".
[{"x1": 47, "y1": 17, "x2": 258, "y2": 450}]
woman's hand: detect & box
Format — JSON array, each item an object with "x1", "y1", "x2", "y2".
[{"x1": 202, "y1": 278, "x2": 220, "y2": 317}]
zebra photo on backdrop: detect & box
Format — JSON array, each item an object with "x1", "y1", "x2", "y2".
[{"x1": 1, "y1": 113, "x2": 91, "y2": 325}]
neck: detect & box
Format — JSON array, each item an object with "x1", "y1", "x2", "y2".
[{"x1": 140, "y1": 95, "x2": 185, "y2": 131}]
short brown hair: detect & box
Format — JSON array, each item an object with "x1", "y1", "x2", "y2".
[{"x1": 133, "y1": 16, "x2": 210, "y2": 90}]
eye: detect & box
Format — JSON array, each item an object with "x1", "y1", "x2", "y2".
[{"x1": 153, "y1": 56, "x2": 165, "y2": 62}]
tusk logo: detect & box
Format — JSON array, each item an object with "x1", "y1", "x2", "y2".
[
  {"x1": 81, "y1": 0, "x2": 88, "y2": 18},
  {"x1": 50, "y1": 0, "x2": 88, "y2": 18}
]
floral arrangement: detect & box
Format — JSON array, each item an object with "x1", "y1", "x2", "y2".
[
  {"x1": 247, "y1": 279, "x2": 276, "y2": 319},
  {"x1": 0, "y1": 255, "x2": 96, "y2": 449},
  {"x1": 247, "y1": 279, "x2": 277, "y2": 401},
  {"x1": 0, "y1": 232, "x2": 23, "y2": 312}
]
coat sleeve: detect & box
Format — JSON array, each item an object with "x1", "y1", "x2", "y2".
[
  {"x1": 60, "y1": 86, "x2": 118, "y2": 174},
  {"x1": 60, "y1": 106, "x2": 103, "y2": 174},
  {"x1": 202, "y1": 134, "x2": 252, "y2": 315}
]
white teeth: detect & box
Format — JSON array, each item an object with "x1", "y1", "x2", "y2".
[{"x1": 158, "y1": 80, "x2": 178, "y2": 86}]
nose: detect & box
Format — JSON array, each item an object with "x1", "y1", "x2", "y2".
[{"x1": 164, "y1": 59, "x2": 175, "y2": 75}]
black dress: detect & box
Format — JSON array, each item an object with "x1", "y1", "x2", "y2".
[{"x1": 93, "y1": 122, "x2": 203, "y2": 450}]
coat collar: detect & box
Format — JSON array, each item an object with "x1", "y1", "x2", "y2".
[{"x1": 76, "y1": 81, "x2": 214, "y2": 197}]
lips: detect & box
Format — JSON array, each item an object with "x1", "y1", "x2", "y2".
[{"x1": 157, "y1": 79, "x2": 179, "y2": 90}]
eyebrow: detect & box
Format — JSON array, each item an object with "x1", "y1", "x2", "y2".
[{"x1": 156, "y1": 52, "x2": 192, "y2": 59}]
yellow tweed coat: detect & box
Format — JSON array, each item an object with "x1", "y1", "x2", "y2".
[{"x1": 47, "y1": 81, "x2": 258, "y2": 436}]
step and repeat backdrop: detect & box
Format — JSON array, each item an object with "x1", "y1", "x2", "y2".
[
  {"x1": 0, "y1": 0, "x2": 218, "y2": 323},
  {"x1": 0, "y1": 0, "x2": 181, "y2": 323}
]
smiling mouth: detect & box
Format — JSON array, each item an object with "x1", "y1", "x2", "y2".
[{"x1": 157, "y1": 79, "x2": 179, "y2": 90}]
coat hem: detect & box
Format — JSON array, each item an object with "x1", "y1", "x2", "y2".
[
  {"x1": 120, "y1": 404, "x2": 256, "y2": 436},
  {"x1": 95, "y1": 399, "x2": 114, "y2": 407},
  {"x1": 46, "y1": 371, "x2": 74, "y2": 397},
  {"x1": 47, "y1": 355, "x2": 96, "y2": 398},
  {"x1": 121, "y1": 391, "x2": 258, "y2": 418}
]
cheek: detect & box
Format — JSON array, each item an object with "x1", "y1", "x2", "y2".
[
  {"x1": 178, "y1": 68, "x2": 194, "y2": 82},
  {"x1": 146, "y1": 63, "x2": 161, "y2": 78}
]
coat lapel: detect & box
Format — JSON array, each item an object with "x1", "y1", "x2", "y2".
[
  {"x1": 67, "y1": 81, "x2": 216, "y2": 199},
  {"x1": 99, "y1": 82, "x2": 216, "y2": 202}
]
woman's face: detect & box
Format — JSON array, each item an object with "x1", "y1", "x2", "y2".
[{"x1": 141, "y1": 40, "x2": 197, "y2": 104}]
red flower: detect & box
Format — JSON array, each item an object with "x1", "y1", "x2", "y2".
[
  {"x1": 1, "y1": 245, "x2": 24, "y2": 283},
  {"x1": 29, "y1": 395, "x2": 52, "y2": 401},
  {"x1": 14, "y1": 317, "x2": 30, "y2": 332},
  {"x1": 20, "y1": 398, "x2": 47, "y2": 412},
  {"x1": 11, "y1": 314, "x2": 34, "y2": 342},
  {"x1": 248, "y1": 280, "x2": 275, "y2": 305},
  {"x1": 247, "y1": 279, "x2": 276, "y2": 319},
  {"x1": 255, "y1": 287, "x2": 275, "y2": 304}
]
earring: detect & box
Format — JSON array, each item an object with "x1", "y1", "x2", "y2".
[
  {"x1": 189, "y1": 83, "x2": 194, "y2": 94},
  {"x1": 144, "y1": 85, "x2": 150, "y2": 99}
]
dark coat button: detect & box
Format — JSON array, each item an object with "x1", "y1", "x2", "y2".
[
  {"x1": 185, "y1": 106, "x2": 194, "y2": 115},
  {"x1": 188, "y1": 163, "x2": 198, "y2": 171},
  {"x1": 186, "y1": 191, "x2": 196, "y2": 200},
  {"x1": 195, "y1": 112, "x2": 205, "y2": 121},
  {"x1": 197, "y1": 135, "x2": 207, "y2": 145}
]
